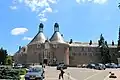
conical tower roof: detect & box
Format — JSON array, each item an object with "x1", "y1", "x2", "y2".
[
  {"x1": 50, "y1": 23, "x2": 65, "y2": 43},
  {"x1": 29, "y1": 23, "x2": 46, "y2": 45}
]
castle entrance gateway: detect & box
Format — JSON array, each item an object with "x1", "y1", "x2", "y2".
[
  {"x1": 43, "y1": 40, "x2": 50, "y2": 65},
  {"x1": 43, "y1": 58, "x2": 48, "y2": 65}
]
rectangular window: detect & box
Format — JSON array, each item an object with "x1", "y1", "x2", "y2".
[{"x1": 82, "y1": 47, "x2": 84, "y2": 51}]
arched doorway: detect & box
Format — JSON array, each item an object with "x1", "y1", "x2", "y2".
[{"x1": 43, "y1": 58, "x2": 48, "y2": 65}]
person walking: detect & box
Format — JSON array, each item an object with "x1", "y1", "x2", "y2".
[{"x1": 59, "y1": 68, "x2": 65, "y2": 80}]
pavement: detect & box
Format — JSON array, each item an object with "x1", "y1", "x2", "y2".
[{"x1": 45, "y1": 66, "x2": 120, "y2": 80}]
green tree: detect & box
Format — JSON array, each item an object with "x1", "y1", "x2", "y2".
[
  {"x1": 0, "y1": 47, "x2": 8, "y2": 65},
  {"x1": 98, "y1": 34, "x2": 111, "y2": 64},
  {"x1": 118, "y1": 27, "x2": 120, "y2": 51},
  {"x1": 5, "y1": 56, "x2": 13, "y2": 65}
]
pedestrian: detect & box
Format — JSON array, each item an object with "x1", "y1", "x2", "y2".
[
  {"x1": 59, "y1": 68, "x2": 65, "y2": 80},
  {"x1": 42, "y1": 64, "x2": 45, "y2": 68}
]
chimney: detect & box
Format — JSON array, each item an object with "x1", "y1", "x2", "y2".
[
  {"x1": 89, "y1": 40, "x2": 92, "y2": 45},
  {"x1": 69, "y1": 39, "x2": 73, "y2": 44}
]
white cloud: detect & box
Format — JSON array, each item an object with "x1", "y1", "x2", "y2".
[
  {"x1": 76, "y1": 0, "x2": 81, "y2": 4},
  {"x1": 93, "y1": 0, "x2": 107, "y2": 4},
  {"x1": 40, "y1": 17, "x2": 47, "y2": 22},
  {"x1": 22, "y1": 37, "x2": 33, "y2": 40},
  {"x1": 76, "y1": 0, "x2": 108, "y2": 4},
  {"x1": 11, "y1": 28, "x2": 28, "y2": 35},
  {"x1": 48, "y1": 0, "x2": 58, "y2": 4},
  {"x1": 19, "y1": 0, "x2": 23, "y2": 3},
  {"x1": 11, "y1": 0, "x2": 59, "y2": 22},
  {"x1": 10, "y1": 6, "x2": 17, "y2": 10}
]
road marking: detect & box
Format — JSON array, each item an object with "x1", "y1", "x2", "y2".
[
  {"x1": 45, "y1": 78, "x2": 58, "y2": 80},
  {"x1": 64, "y1": 73, "x2": 78, "y2": 80},
  {"x1": 103, "y1": 74, "x2": 111, "y2": 80},
  {"x1": 84, "y1": 71, "x2": 103, "y2": 80}
]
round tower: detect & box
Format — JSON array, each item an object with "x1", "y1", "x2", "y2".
[{"x1": 50, "y1": 23, "x2": 65, "y2": 43}]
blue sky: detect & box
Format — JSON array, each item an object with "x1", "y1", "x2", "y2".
[{"x1": 0, "y1": 0, "x2": 120, "y2": 55}]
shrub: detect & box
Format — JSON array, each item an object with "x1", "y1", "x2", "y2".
[
  {"x1": 0, "y1": 68, "x2": 21, "y2": 79},
  {"x1": 19, "y1": 68, "x2": 26, "y2": 75}
]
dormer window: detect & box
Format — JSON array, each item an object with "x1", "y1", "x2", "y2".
[
  {"x1": 45, "y1": 42, "x2": 50, "y2": 49},
  {"x1": 52, "y1": 44, "x2": 58, "y2": 48},
  {"x1": 37, "y1": 44, "x2": 41, "y2": 48}
]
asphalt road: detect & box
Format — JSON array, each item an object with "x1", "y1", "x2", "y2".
[{"x1": 44, "y1": 66, "x2": 120, "y2": 80}]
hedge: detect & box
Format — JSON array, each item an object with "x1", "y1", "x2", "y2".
[
  {"x1": 19, "y1": 68, "x2": 26, "y2": 75},
  {"x1": 0, "y1": 67, "x2": 26, "y2": 79}
]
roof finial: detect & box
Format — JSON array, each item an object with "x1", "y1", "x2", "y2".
[
  {"x1": 39, "y1": 23, "x2": 44, "y2": 32},
  {"x1": 54, "y1": 23, "x2": 59, "y2": 32}
]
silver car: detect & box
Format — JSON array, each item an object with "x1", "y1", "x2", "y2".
[{"x1": 25, "y1": 66, "x2": 45, "y2": 80}]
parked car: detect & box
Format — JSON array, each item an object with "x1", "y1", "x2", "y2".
[
  {"x1": 105, "y1": 63, "x2": 111, "y2": 68},
  {"x1": 105, "y1": 63, "x2": 117, "y2": 68},
  {"x1": 57, "y1": 63, "x2": 67, "y2": 70},
  {"x1": 77, "y1": 64, "x2": 82, "y2": 68},
  {"x1": 81, "y1": 64, "x2": 87, "y2": 68},
  {"x1": 110, "y1": 63, "x2": 118, "y2": 68},
  {"x1": 86, "y1": 63, "x2": 96, "y2": 69},
  {"x1": 14, "y1": 64, "x2": 23, "y2": 68},
  {"x1": 94, "y1": 63, "x2": 106, "y2": 70},
  {"x1": 25, "y1": 66, "x2": 45, "y2": 80},
  {"x1": 117, "y1": 64, "x2": 120, "y2": 68}
]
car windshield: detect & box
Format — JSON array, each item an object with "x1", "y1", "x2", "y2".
[
  {"x1": 91, "y1": 64, "x2": 95, "y2": 66},
  {"x1": 98, "y1": 63, "x2": 103, "y2": 65},
  {"x1": 28, "y1": 67, "x2": 42, "y2": 72},
  {"x1": 111, "y1": 63, "x2": 116, "y2": 65}
]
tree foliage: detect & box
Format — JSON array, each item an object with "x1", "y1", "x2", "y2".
[
  {"x1": 98, "y1": 34, "x2": 111, "y2": 64},
  {"x1": 0, "y1": 48, "x2": 8, "y2": 65},
  {"x1": 5, "y1": 56, "x2": 13, "y2": 65},
  {"x1": 118, "y1": 27, "x2": 120, "y2": 51}
]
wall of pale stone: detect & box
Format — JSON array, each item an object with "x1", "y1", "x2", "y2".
[
  {"x1": 50, "y1": 43, "x2": 69, "y2": 65},
  {"x1": 69, "y1": 46, "x2": 117, "y2": 65},
  {"x1": 26, "y1": 44, "x2": 42, "y2": 64},
  {"x1": 13, "y1": 43, "x2": 118, "y2": 65}
]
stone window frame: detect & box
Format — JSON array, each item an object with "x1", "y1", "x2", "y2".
[{"x1": 37, "y1": 44, "x2": 41, "y2": 48}]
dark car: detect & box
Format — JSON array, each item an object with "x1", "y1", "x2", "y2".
[
  {"x1": 57, "y1": 63, "x2": 67, "y2": 70},
  {"x1": 86, "y1": 63, "x2": 96, "y2": 69},
  {"x1": 25, "y1": 66, "x2": 45, "y2": 80},
  {"x1": 14, "y1": 64, "x2": 23, "y2": 69},
  {"x1": 94, "y1": 63, "x2": 106, "y2": 70}
]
